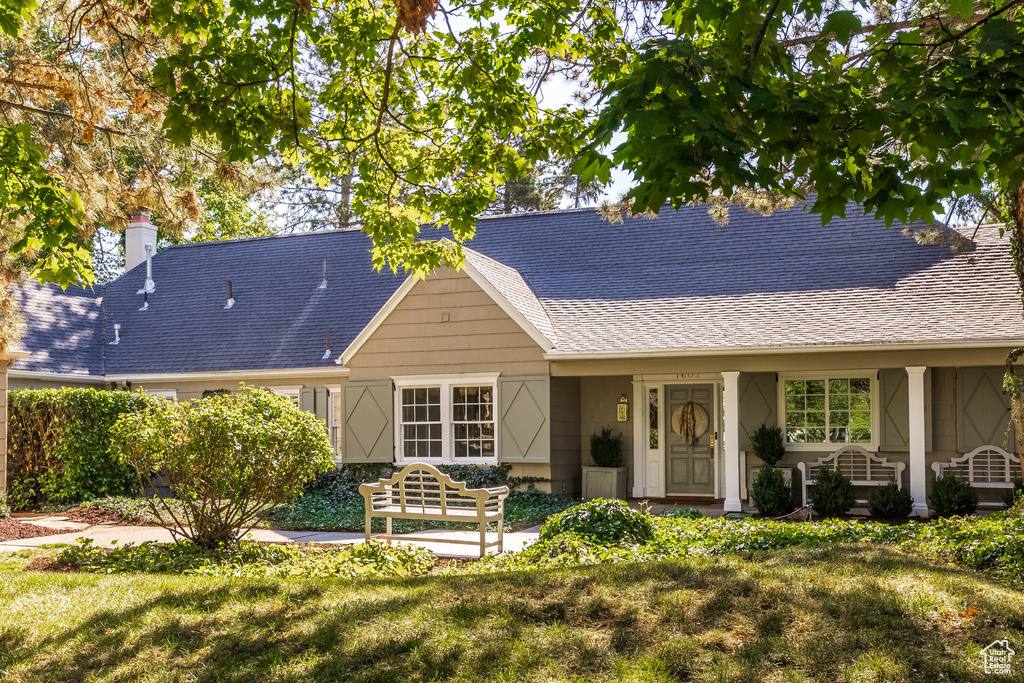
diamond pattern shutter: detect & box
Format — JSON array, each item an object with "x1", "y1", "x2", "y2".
[
  {"x1": 343, "y1": 381, "x2": 394, "y2": 463},
  {"x1": 498, "y1": 376, "x2": 550, "y2": 463},
  {"x1": 958, "y1": 367, "x2": 1013, "y2": 452},
  {"x1": 738, "y1": 372, "x2": 777, "y2": 450},
  {"x1": 880, "y1": 369, "x2": 910, "y2": 450},
  {"x1": 314, "y1": 388, "x2": 328, "y2": 424}
]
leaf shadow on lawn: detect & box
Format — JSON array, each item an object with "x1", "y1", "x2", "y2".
[{"x1": 2, "y1": 545, "x2": 1023, "y2": 682}]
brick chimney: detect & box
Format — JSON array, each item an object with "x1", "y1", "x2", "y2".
[{"x1": 125, "y1": 212, "x2": 157, "y2": 272}]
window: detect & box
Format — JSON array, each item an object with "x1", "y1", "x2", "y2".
[
  {"x1": 781, "y1": 375, "x2": 876, "y2": 448},
  {"x1": 394, "y1": 375, "x2": 499, "y2": 463},
  {"x1": 269, "y1": 386, "x2": 302, "y2": 406}
]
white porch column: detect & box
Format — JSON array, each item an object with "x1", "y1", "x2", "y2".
[
  {"x1": 631, "y1": 379, "x2": 646, "y2": 497},
  {"x1": 722, "y1": 371, "x2": 742, "y2": 512},
  {"x1": 907, "y1": 366, "x2": 929, "y2": 517}
]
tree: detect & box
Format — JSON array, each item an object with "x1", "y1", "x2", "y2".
[
  {"x1": 110, "y1": 385, "x2": 334, "y2": 549},
  {"x1": 144, "y1": 0, "x2": 631, "y2": 275},
  {"x1": 581, "y1": 0, "x2": 1024, "y2": 479}
]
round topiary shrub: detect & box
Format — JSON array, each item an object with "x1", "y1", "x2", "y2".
[
  {"x1": 929, "y1": 475, "x2": 978, "y2": 518},
  {"x1": 751, "y1": 466, "x2": 794, "y2": 516},
  {"x1": 808, "y1": 466, "x2": 854, "y2": 517},
  {"x1": 590, "y1": 427, "x2": 623, "y2": 467},
  {"x1": 750, "y1": 424, "x2": 786, "y2": 467},
  {"x1": 868, "y1": 481, "x2": 914, "y2": 519},
  {"x1": 540, "y1": 498, "x2": 654, "y2": 545}
]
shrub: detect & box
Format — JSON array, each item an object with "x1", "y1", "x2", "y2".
[
  {"x1": 929, "y1": 475, "x2": 978, "y2": 518},
  {"x1": 750, "y1": 466, "x2": 793, "y2": 516},
  {"x1": 659, "y1": 507, "x2": 703, "y2": 519},
  {"x1": 750, "y1": 424, "x2": 786, "y2": 467},
  {"x1": 110, "y1": 385, "x2": 334, "y2": 548},
  {"x1": 540, "y1": 498, "x2": 654, "y2": 545},
  {"x1": 808, "y1": 466, "x2": 854, "y2": 517},
  {"x1": 868, "y1": 481, "x2": 914, "y2": 519},
  {"x1": 1004, "y1": 478, "x2": 1024, "y2": 509},
  {"x1": 589, "y1": 427, "x2": 623, "y2": 468},
  {"x1": 7, "y1": 388, "x2": 169, "y2": 510},
  {"x1": 0, "y1": 490, "x2": 10, "y2": 519}
]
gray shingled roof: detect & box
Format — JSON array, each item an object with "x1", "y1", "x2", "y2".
[
  {"x1": 14, "y1": 280, "x2": 103, "y2": 375},
  {"x1": 463, "y1": 248, "x2": 557, "y2": 346},
  {"x1": 464, "y1": 202, "x2": 1023, "y2": 353},
  {"x1": 102, "y1": 230, "x2": 404, "y2": 373},
  {"x1": 13, "y1": 202, "x2": 1023, "y2": 376}
]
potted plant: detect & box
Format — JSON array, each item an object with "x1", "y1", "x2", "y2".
[
  {"x1": 748, "y1": 423, "x2": 795, "y2": 515},
  {"x1": 582, "y1": 427, "x2": 628, "y2": 500}
]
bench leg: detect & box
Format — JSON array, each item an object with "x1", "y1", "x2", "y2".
[
  {"x1": 365, "y1": 512, "x2": 372, "y2": 542},
  {"x1": 498, "y1": 517, "x2": 504, "y2": 554},
  {"x1": 479, "y1": 523, "x2": 486, "y2": 558},
  {"x1": 387, "y1": 516, "x2": 393, "y2": 545}
]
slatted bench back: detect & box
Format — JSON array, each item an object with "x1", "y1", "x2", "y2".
[
  {"x1": 804, "y1": 445, "x2": 903, "y2": 483},
  {"x1": 932, "y1": 445, "x2": 1020, "y2": 486},
  {"x1": 369, "y1": 466, "x2": 480, "y2": 513}
]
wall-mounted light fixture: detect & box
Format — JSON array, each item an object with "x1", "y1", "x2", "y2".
[{"x1": 617, "y1": 394, "x2": 629, "y2": 422}]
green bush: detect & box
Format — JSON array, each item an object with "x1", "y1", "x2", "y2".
[
  {"x1": 658, "y1": 507, "x2": 703, "y2": 519},
  {"x1": 750, "y1": 466, "x2": 793, "y2": 516},
  {"x1": 0, "y1": 490, "x2": 10, "y2": 519},
  {"x1": 540, "y1": 498, "x2": 654, "y2": 545},
  {"x1": 750, "y1": 424, "x2": 786, "y2": 467},
  {"x1": 929, "y1": 475, "x2": 978, "y2": 518},
  {"x1": 1004, "y1": 478, "x2": 1024, "y2": 509},
  {"x1": 589, "y1": 427, "x2": 623, "y2": 468},
  {"x1": 868, "y1": 481, "x2": 914, "y2": 519},
  {"x1": 110, "y1": 385, "x2": 334, "y2": 548},
  {"x1": 808, "y1": 466, "x2": 855, "y2": 517},
  {"x1": 7, "y1": 388, "x2": 169, "y2": 510}
]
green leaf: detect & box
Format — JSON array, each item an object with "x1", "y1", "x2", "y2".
[{"x1": 821, "y1": 11, "x2": 862, "y2": 46}]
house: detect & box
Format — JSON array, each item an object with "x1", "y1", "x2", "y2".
[{"x1": 9, "y1": 203, "x2": 1023, "y2": 514}]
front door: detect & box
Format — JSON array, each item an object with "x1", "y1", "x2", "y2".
[{"x1": 665, "y1": 384, "x2": 715, "y2": 496}]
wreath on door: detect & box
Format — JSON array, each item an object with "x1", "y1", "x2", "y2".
[{"x1": 672, "y1": 401, "x2": 709, "y2": 446}]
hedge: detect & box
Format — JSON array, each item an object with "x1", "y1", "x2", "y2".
[{"x1": 7, "y1": 388, "x2": 168, "y2": 510}]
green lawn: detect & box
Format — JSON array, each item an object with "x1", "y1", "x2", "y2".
[{"x1": 1, "y1": 545, "x2": 1022, "y2": 682}]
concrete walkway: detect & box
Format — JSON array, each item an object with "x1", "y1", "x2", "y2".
[{"x1": 0, "y1": 515, "x2": 540, "y2": 557}]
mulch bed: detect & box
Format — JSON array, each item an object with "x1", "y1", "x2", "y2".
[
  {"x1": 60, "y1": 507, "x2": 146, "y2": 526},
  {"x1": 0, "y1": 519, "x2": 70, "y2": 542},
  {"x1": 25, "y1": 556, "x2": 74, "y2": 573}
]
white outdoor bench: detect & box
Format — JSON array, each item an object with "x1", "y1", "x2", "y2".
[
  {"x1": 797, "y1": 445, "x2": 906, "y2": 507},
  {"x1": 932, "y1": 445, "x2": 1021, "y2": 507},
  {"x1": 359, "y1": 462, "x2": 510, "y2": 557}
]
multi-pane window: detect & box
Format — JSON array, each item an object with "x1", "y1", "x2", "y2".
[
  {"x1": 396, "y1": 378, "x2": 499, "y2": 463},
  {"x1": 784, "y1": 377, "x2": 872, "y2": 445},
  {"x1": 401, "y1": 387, "x2": 442, "y2": 459},
  {"x1": 452, "y1": 386, "x2": 495, "y2": 459}
]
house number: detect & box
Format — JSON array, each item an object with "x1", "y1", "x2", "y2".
[{"x1": 676, "y1": 373, "x2": 702, "y2": 379}]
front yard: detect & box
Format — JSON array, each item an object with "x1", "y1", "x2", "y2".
[{"x1": 2, "y1": 544, "x2": 1022, "y2": 682}]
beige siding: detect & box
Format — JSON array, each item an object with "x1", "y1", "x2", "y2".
[
  {"x1": 508, "y1": 463, "x2": 555, "y2": 493},
  {"x1": 580, "y1": 376, "x2": 635, "y2": 492},
  {"x1": 550, "y1": 376, "x2": 581, "y2": 495},
  {"x1": 347, "y1": 268, "x2": 547, "y2": 380}
]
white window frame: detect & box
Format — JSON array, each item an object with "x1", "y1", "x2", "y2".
[
  {"x1": 147, "y1": 389, "x2": 178, "y2": 400},
  {"x1": 393, "y1": 373, "x2": 500, "y2": 465},
  {"x1": 777, "y1": 371, "x2": 880, "y2": 452},
  {"x1": 268, "y1": 385, "x2": 302, "y2": 407},
  {"x1": 325, "y1": 384, "x2": 342, "y2": 463}
]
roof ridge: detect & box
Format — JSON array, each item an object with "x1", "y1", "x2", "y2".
[{"x1": 165, "y1": 227, "x2": 364, "y2": 250}]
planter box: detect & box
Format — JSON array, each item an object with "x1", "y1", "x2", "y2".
[
  {"x1": 582, "y1": 466, "x2": 628, "y2": 500},
  {"x1": 748, "y1": 466, "x2": 800, "y2": 508}
]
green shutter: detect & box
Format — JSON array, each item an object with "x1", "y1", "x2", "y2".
[
  {"x1": 498, "y1": 376, "x2": 550, "y2": 463},
  {"x1": 314, "y1": 387, "x2": 328, "y2": 425},
  {"x1": 958, "y1": 367, "x2": 1013, "y2": 452},
  {"x1": 343, "y1": 381, "x2": 394, "y2": 463},
  {"x1": 738, "y1": 372, "x2": 777, "y2": 450},
  {"x1": 880, "y1": 369, "x2": 909, "y2": 450},
  {"x1": 299, "y1": 387, "x2": 315, "y2": 413}
]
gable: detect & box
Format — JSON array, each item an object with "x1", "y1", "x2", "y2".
[{"x1": 345, "y1": 268, "x2": 548, "y2": 380}]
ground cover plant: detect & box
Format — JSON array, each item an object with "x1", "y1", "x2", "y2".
[
  {"x1": 55, "y1": 538, "x2": 436, "y2": 579},
  {"x1": 2, "y1": 543, "x2": 1022, "y2": 681}
]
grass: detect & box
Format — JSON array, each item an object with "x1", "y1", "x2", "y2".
[{"x1": 1, "y1": 545, "x2": 1022, "y2": 682}]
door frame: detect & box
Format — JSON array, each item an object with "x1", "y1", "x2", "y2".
[{"x1": 632, "y1": 373, "x2": 723, "y2": 498}]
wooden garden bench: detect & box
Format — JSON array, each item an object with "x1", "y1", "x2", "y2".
[
  {"x1": 359, "y1": 462, "x2": 510, "y2": 557},
  {"x1": 932, "y1": 445, "x2": 1021, "y2": 508},
  {"x1": 797, "y1": 445, "x2": 906, "y2": 507}
]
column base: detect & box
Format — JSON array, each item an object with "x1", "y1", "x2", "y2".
[
  {"x1": 723, "y1": 498, "x2": 742, "y2": 513},
  {"x1": 912, "y1": 505, "x2": 930, "y2": 519}
]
